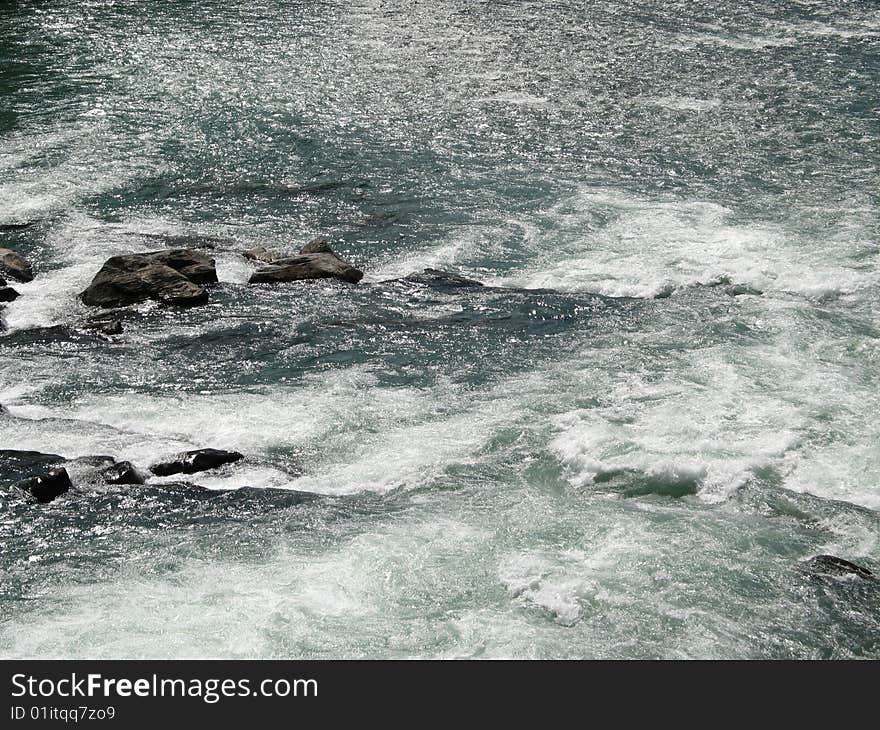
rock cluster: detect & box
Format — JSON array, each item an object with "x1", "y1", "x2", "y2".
[{"x1": 1, "y1": 447, "x2": 246, "y2": 504}]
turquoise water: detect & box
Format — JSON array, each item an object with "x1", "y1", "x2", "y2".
[{"x1": 1, "y1": 0, "x2": 878, "y2": 658}]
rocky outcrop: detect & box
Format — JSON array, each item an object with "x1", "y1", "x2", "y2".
[
  {"x1": 249, "y1": 241, "x2": 363, "y2": 285},
  {"x1": 80, "y1": 249, "x2": 217, "y2": 308},
  {"x1": 402, "y1": 269, "x2": 484, "y2": 289},
  {"x1": 803, "y1": 554, "x2": 876, "y2": 581},
  {"x1": 0, "y1": 286, "x2": 20, "y2": 302},
  {"x1": 0, "y1": 248, "x2": 34, "y2": 283},
  {"x1": 16, "y1": 467, "x2": 72, "y2": 503},
  {"x1": 150, "y1": 448, "x2": 244, "y2": 477}
]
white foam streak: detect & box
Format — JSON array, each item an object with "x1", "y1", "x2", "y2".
[{"x1": 489, "y1": 189, "x2": 877, "y2": 300}]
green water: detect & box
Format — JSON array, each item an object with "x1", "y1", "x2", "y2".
[{"x1": 0, "y1": 0, "x2": 878, "y2": 658}]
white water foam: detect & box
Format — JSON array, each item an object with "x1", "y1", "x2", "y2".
[
  {"x1": 1, "y1": 366, "x2": 515, "y2": 493},
  {"x1": 488, "y1": 188, "x2": 878, "y2": 300}
]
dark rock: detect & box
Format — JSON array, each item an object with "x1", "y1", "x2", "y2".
[
  {"x1": 100, "y1": 319, "x2": 123, "y2": 335},
  {"x1": 299, "y1": 237, "x2": 333, "y2": 254},
  {"x1": 0, "y1": 221, "x2": 36, "y2": 232},
  {"x1": 0, "y1": 248, "x2": 34, "y2": 283},
  {"x1": 151, "y1": 448, "x2": 244, "y2": 477},
  {"x1": 242, "y1": 246, "x2": 278, "y2": 263},
  {"x1": 0, "y1": 324, "x2": 106, "y2": 346},
  {"x1": 100, "y1": 460, "x2": 146, "y2": 485},
  {"x1": 16, "y1": 467, "x2": 72, "y2": 503},
  {"x1": 219, "y1": 485, "x2": 322, "y2": 508},
  {"x1": 147, "y1": 249, "x2": 218, "y2": 285},
  {"x1": 56, "y1": 455, "x2": 147, "y2": 488},
  {"x1": 0, "y1": 286, "x2": 20, "y2": 302},
  {"x1": 80, "y1": 249, "x2": 216, "y2": 308},
  {"x1": 0, "y1": 449, "x2": 65, "y2": 486},
  {"x1": 804, "y1": 554, "x2": 875, "y2": 581},
  {"x1": 402, "y1": 269, "x2": 484, "y2": 289},
  {"x1": 81, "y1": 315, "x2": 124, "y2": 335},
  {"x1": 249, "y1": 246, "x2": 363, "y2": 285}
]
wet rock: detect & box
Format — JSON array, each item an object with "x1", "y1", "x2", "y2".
[
  {"x1": 242, "y1": 246, "x2": 279, "y2": 263},
  {"x1": 60, "y1": 455, "x2": 147, "y2": 488},
  {"x1": 249, "y1": 242, "x2": 363, "y2": 285},
  {"x1": 804, "y1": 554, "x2": 876, "y2": 581},
  {"x1": 16, "y1": 467, "x2": 72, "y2": 503},
  {"x1": 0, "y1": 324, "x2": 106, "y2": 346},
  {"x1": 80, "y1": 249, "x2": 216, "y2": 308},
  {"x1": 0, "y1": 221, "x2": 36, "y2": 232},
  {"x1": 147, "y1": 249, "x2": 218, "y2": 285},
  {"x1": 299, "y1": 237, "x2": 333, "y2": 254},
  {"x1": 0, "y1": 286, "x2": 20, "y2": 302},
  {"x1": 402, "y1": 269, "x2": 484, "y2": 289},
  {"x1": 100, "y1": 460, "x2": 146, "y2": 485},
  {"x1": 150, "y1": 448, "x2": 244, "y2": 477},
  {"x1": 101, "y1": 319, "x2": 123, "y2": 335},
  {"x1": 0, "y1": 450, "x2": 65, "y2": 486},
  {"x1": 81, "y1": 317, "x2": 124, "y2": 335},
  {"x1": 0, "y1": 248, "x2": 34, "y2": 283}
]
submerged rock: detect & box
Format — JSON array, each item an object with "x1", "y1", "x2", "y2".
[
  {"x1": 150, "y1": 448, "x2": 244, "y2": 477},
  {"x1": 64, "y1": 455, "x2": 147, "y2": 487},
  {"x1": 726, "y1": 284, "x2": 763, "y2": 297},
  {"x1": 0, "y1": 324, "x2": 107, "y2": 346},
  {"x1": 80, "y1": 314, "x2": 124, "y2": 335},
  {"x1": 249, "y1": 243, "x2": 363, "y2": 285},
  {"x1": 0, "y1": 248, "x2": 34, "y2": 283},
  {"x1": 358, "y1": 211, "x2": 399, "y2": 227},
  {"x1": 803, "y1": 554, "x2": 876, "y2": 581},
  {"x1": 16, "y1": 467, "x2": 72, "y2": 503},
  {"x1": 402, "y1": 269, "x2": 484, "y2": 289},
  {"x1": 136, "y1": 232, "x2": 235, "y2": 250},
  {"x1": 80, "y1": 249, "x2": 216, "y2": 308},
  {"x1": 242, "y1": 246, "x2": 279, "y2": 263},
  {"x1": 0, "y1": 286, "x2": 20, "y2": 302},
  {"x1": 0, "y1": 221, "x2": 36, "y2": 232},
  {"x1": 99, "y1": 319, "x2": 123, "y2": 335}
]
